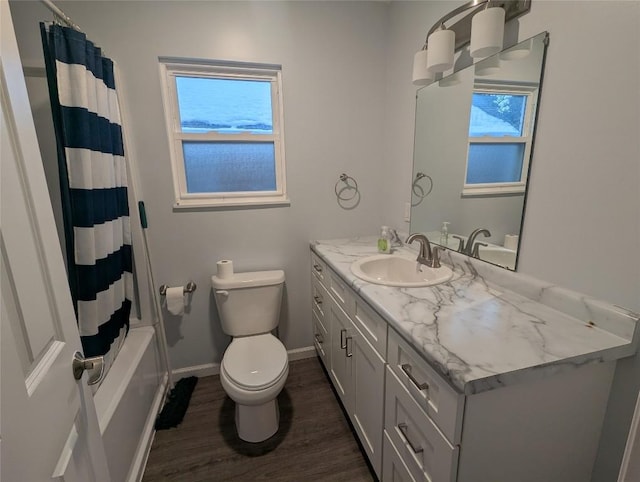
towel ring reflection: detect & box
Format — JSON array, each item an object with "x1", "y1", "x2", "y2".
[
  {"x1": 412, "y1": 172, "x2": 433, "y2": 199},
  {"x1": 335, "y1": 173, "x2": 359, "y2": 201}
]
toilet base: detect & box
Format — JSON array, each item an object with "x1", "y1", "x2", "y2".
[{"x1": 235, "y1": 398, "x2": 280, "y2": 443}]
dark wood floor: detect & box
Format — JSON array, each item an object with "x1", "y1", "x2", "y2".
[{"x1": 142, "y1": 357, "x2": 375, "y2": 481}]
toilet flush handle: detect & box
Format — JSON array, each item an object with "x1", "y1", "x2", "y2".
[{"x1": 216, "y1": 290, "x2": 229, "y2": 297}]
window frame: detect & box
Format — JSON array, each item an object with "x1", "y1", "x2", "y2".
[
  {"x1": 462, "y1": 83, "x2": 538, "y2": 197},
  {"x1": 159, "y1": 58, "x2": 288, "y2": 208}
]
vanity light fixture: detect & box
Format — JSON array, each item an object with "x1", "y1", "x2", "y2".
[
  {"x1": 469, "y1": 4, "x2": 506, "y2": 58},
  {"x1": 426, "y1": 25, "x2": 455, "y2": 73},
  {"x1": 438, "y1": 71, "x2": 462, "y2": 87},
  {"x1": 500, "y1": 37, "x2": 532, "y2": 60},
  {"x1": 411, "y1": 0, "x2": 531, "y2": 85},
  {"x1": 412, "y1": 47, "x2": 434, "y2": 85},
  {"x1": 474, "y1": 54, "x2": 501, "y2": 76}
]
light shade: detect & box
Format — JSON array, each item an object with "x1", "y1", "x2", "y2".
[
  {"x1": 438, "y1": 71, "x2": 461, "y2": 88},
  {"x1": 474, "y1": 54, "x2": 501, "y2": 76},
  {"x1": 470, "y1": 6, "x2": 505, "y2": 58},
  {"x1": 412, "y1": 49, "x2": 435, "y2": 85},
  {"x1": 500, "y1": 38, "x2": 532, "y2": 61},
  {"x1": 426, "y1": 28, "x2": 455, "y2": 73}
]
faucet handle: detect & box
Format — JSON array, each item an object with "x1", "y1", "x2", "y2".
[
  {"x1": 471, "y1": 242, "x2": 488, "y2": 258},
  {"x1": 452, "y1": 235, "x2": 465, "y2": 253},
  {"x1": 388, "y1": 228, "x2": 403, "y2": 247},
  {"x1": 431, "y1": 246, "x2": 445, "y2": 268}
]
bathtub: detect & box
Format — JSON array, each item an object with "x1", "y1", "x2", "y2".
[{"x1": 93, "y1": 325, "x2": 168, "y2": 482}]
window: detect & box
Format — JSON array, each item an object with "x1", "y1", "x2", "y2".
[
  {"x1": 463, "y1": 84, "x2": 537, "y2": 196},
  {"x1": 159, "y1": 58, "x2": 288, "y2": 208}
]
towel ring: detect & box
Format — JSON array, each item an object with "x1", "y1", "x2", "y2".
[
  {"x1": 335, "y1": 173, "x2": 359, "y2": 201},
  {"x1": 412, "y1": 172, "x2": 433, "y2": 199}
]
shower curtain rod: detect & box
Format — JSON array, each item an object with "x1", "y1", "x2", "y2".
[{"x1": 40, "y1": 0, "x2": 82, "y2": 32}]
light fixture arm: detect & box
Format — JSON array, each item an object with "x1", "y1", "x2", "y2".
[{"x1": 420, "y1": 0, "x2": 530, "y2": 51}]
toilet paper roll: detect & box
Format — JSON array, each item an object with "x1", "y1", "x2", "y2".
[
  {"x1": 166, "y1": 286, "x2": 185, "y2": 315},
  {"x1": 217, "y1": 260, "x2": 234, "y2": 279},
  {"x1": 504, "y1": 234, "x2": 519, "y2": 251}
]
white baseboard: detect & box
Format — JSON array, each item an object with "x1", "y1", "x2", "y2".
[
  {"x1": 172, "y1": 363, "x2": 220, "y2": 379},
  {"x1": 287, "y1": 345, "x2": 317, "y2": 361},
  {"x1": 171, "y1": 345, "x2": 317, "y2": 379}
]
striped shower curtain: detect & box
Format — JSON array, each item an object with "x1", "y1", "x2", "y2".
[{"x1": 41, "y1": 23, "x2": 133, "y2": 360}]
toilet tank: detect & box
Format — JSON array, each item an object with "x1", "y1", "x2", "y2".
[{"x1": 211, "y1": 270, "x2": 285, "y2": 337}]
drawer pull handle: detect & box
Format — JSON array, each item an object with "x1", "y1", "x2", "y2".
[
  {"x1": 313, "y1": 295, "x2": 323, "y2": 305},
  {"x1": 345, "y1": 336, "x2": 353, "y2": 358},
  {"x1": 314, "y1": 333, "x2": 324, "y2": 344},
  {"x1": 398, "y1": 423, "x2": 423, "y2": 454},
  {"x1": 313, "y1": 264, "x2": 323, "y2": 273},
  {"x1": 401, "y1": 363, "x2": 429, "y2": 391},
  {"x1": 340, "y1": 329, "x2": 347, "y2": 349}
]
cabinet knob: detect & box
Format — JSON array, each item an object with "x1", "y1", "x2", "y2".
[
  {"x1": 314, "y1": 333, "x2": 324, "y2": 344},
  {"x1": 313, "y1": 264, "x2": 323, "y2": 273}
]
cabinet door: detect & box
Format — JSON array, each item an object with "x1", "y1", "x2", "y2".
[
  {"x1": 351, "y1": 325, "x2": 385, "y2": 478},
  {"x1": 328, "y1": 297, "x2": 353, "y2": 413}
]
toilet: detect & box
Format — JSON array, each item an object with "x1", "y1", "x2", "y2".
[{"x1": 211, "y1": 270, "x2": 289, "y2": 443}]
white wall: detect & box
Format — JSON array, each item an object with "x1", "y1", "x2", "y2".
[
  {"x1": 10, "y1": 0, "x2": 390, "y2": 370},
  {"x1": 383, "y1": 2, "x2": 640, "y2": 480}
]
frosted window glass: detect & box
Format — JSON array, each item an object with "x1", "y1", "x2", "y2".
[
  {"x1": 183, "y1": 142, "x2": 276, "y2": 193},
  {"x1": 466, "y1": 143, "x2": 525, "y2": 184},
  {"x1": 469, "y1": 93, "x2": 527, "y2": 137},
  {"x1": 175, "y1": 77, "x2": 273, "y2": 134}
]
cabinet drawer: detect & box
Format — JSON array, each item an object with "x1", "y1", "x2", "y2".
[
  {"x1": 388, "y1": 329, "x2": 464, "y2": 444},
  {"x1": 385, "y1": 367, "x2": 459, "y2": 482},
  {"x1": 383, "y1": 430, "x2": 418, "y2": 482},
  {"x1": 310, "y1": 251, "x2": 327, "y2": 286},
  {"x1": 311, "y1": 276, "x2": 328, "y2": 325},
  {"x1": 312, "y1": 309, "x2": 329, "y2": 370},
  {"x1": 328, "y1": 269, "x2": 355, "y2": 316},
  {"x1": 352, "y1": 295, "x2": 387, "y2": 358}
]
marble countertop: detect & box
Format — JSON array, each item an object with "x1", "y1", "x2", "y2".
[{"x1": 311, "y1": 237, "x2": 639, "y2": 395}]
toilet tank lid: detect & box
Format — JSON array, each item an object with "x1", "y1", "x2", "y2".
[{"x1": 211, "y1": 270, "x2": 285, "y2": 289}]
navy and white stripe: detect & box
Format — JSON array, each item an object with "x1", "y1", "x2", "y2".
[{"x1": 41, "y1": 24, "x2": 132, "y2": 359}]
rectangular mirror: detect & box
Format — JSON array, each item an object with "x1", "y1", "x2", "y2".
[{"x1": 410, "y1": 31, "x2": 549, "y2": 270}]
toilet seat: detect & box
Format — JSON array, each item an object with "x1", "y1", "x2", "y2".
[{"x1": 222, "y1": 334, "x2": 288, "y2": 391}]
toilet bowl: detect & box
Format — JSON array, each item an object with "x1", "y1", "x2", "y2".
[
  {"x1": 212, "y1": 269, "x2": 288, "y2": 443},
  {"x1": 220, "y1": 334, "x2": 289, "y2": 442}
]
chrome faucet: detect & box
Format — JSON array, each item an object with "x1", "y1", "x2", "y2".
[
  {"x1": 406, "y1": 233, "x2": 442, "y2": 268},
  {"x1": 454, "y1": 228, "x2": 491, "y2": 257}
]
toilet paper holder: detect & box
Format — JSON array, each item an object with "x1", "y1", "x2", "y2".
[{"x1": 159, "y1": 281, "x2": 197, "y2": 296}]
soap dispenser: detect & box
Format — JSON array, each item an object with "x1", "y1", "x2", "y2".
[
  {"x1": 378, "y1": 226, "x2": 392, "y2": 254},
  {"x1": 440, "y1": 222, "x2": 450, "y2": 247}
]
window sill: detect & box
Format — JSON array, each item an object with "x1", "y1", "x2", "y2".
[
  {"x1": 173, "y1": 196, "x2": 290, "y2": 210},
  {"x1": 462, "y1": 184, "x2": 525, "y2": 197}
]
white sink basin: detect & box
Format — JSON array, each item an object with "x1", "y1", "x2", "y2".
[
  {"x1": 351, "y1": 254, "x2": 453, "y2": 287},
  {"x1": 477, "y1": 245, "x2": 517, "y2": 270}
]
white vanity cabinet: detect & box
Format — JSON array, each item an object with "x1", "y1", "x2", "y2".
[
  {"x1": 311, "y1": 251, "x2": 386, "y2": 478},
  {"x1": 311, "y1": 242, "x2": 634, "y2": 482}
]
